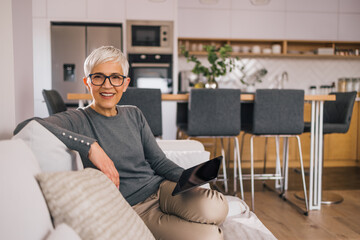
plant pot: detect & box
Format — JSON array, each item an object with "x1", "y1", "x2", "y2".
[{"x1": 205, "y1": 76, "x2": 218, "y2": 89}]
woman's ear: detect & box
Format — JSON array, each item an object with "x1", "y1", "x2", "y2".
[
  {"x1": 122, "y1": 77, "x2": 131, "y2": 92},
  {"x1": 83, "y1": 77, "x2": 90, "y2": 91}
]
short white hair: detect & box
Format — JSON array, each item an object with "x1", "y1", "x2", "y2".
[{"x1": 84, "y1": 46, "x2": 129, "y2": 77}]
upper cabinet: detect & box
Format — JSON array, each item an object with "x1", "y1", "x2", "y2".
[
  {"x1": 126, "y1": 0, "x2": 176, "y2": 21},
  {"x1": 178, "y1": 0, "x2": 360, "y2": 42},
  {"x1": 178, "y1": 8, "x2": 231, "y2": 38},
  {"x1": 46, "y1": 0, "x2": 126, "y2": 22}
]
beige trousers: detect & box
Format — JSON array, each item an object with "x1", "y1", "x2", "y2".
[{"x1": 132, "y1": 181, "x2": 229, "y2": 240}]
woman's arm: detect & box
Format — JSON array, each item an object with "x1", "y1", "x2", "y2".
[{"x1": 14, "y1": 111, "x2": 119, "y2": 188}]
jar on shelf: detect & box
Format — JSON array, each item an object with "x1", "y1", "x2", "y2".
[{"x1": 338, "y1": 78, "x2": 347, "y2": 92}]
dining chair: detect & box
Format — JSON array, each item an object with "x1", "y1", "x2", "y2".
[
  {"x1": 296, "y1": 91, "x2": 357, "y2": 205},
  {"x1": 118, "y1": 87, "x2": 163, "y2": 138},
  {"x1": 42, "y1": 89, "x2": 67, "y2": 115},
  {"x1": 240, "y1": 89, "x2": 308, "y2": 214},
  {"x1": 179, "y1": 89, "x2": 244, "y2": 198}
]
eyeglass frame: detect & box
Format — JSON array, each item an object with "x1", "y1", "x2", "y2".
[{"x1": 88, "y1": 73, "x2": 127, "y2": 87}]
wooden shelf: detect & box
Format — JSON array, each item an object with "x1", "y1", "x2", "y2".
[{"x1": 178, "y1": 38, "x2": 360, "y2": 59}]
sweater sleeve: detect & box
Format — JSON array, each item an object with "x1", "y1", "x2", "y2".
[
  {"x1": 136, "y1": 109, "x2": 184, "y2": 182},
  {"x1": 13, "y1": 110, "x2": 97, "y2": 157}
]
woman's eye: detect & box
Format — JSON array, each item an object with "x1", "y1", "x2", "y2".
[
  {"x1": 93, "y1": 75, "x2": 102, "y2": 79},
  {"x1": 112, "y1": 75, "x2": 121, "y2": 79}
]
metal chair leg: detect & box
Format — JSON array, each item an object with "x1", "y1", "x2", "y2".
[
  {"x1": 250, "y1": 135, "x2": 255, "y2": 211},
  {"x1": 296, "y1": 136, "x2": 309, "y2": 213},
  {"x1": 220, "y1": 138, "x2": 228, "y2": 193},
  {"x1": 234, "y1": 137, "x2": 244, "y2": 200}
]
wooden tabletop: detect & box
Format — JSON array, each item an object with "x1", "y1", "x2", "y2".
[{"x1": 68, "y1": 93, "x2": 336, "y2": 102}]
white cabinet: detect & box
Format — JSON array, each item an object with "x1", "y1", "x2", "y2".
[
  {"x1": 339, "y1": 0, "x2": 360, "y2": 13},
  {"x1": 231, "y1": 10, "x2": 285, "y2": 39},
  {"x1": 179, "y1": 0, "x2": 231, "y2": 9},
  {"x1": 126, "y1": 0, "x2": 176, "y2": 20},
  {"x1": 87, "y1": 0, "x2": 125, "y2": 21},
  {"x1": 285, "y1": 12, "x2": 338, "y2": 40},
  {"x1": 47, "y1": 0, "x2": 87, "y2": 20},
  {"x1": 286, "y1": 0, "x2": 338, "y2": 12},
  {"x1": 231, "y1": 0, "x2": 285, "y2": 11},
  {"x1": 178, "y1": 8, "x2": 231, "y2": 38},
  {"x1": 338, "y1": 14, "x2": 360, "y2": 41}
]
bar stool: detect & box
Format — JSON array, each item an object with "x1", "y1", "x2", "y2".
[
  {"x1": 118, "y1": 87, "x2": 163, "y2": 138},
  {"x1": 295, "y1": 91, "x2": 357, "y2": 204},
  {"x1": 179, "y1": 89, "x2": 244, "y2": 198},
  {"x1": 241, "y1": 89, "x2": 308, "y2": 214},
  {"x1": 42, "y1": 89, "x2": 67, "y2": 115}
]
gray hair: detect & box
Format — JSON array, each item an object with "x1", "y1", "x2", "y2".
[{"x1": 84, "y1": 46, "x2": 129, "y2": 77}]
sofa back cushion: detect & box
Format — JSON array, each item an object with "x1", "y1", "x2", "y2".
[
  {"x1": 12, "y1": 120, "x2": 83, "y2": 172},
  {"x1": 0, "y1": 139, "x2": 54, "y2": 240}
]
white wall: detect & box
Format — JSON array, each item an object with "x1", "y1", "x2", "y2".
[
  {"x1": 0, "y1": 0, "x2": 16, "y2": 139},
  {"x1": 0, "y1": 0, "x2": 33, "y2": 140}
]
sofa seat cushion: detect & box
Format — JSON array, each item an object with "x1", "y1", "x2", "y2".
[
  {"x1": 0, "y1": 139, "x2": 54, "y2": 240},
  {"x1": 36, "y1": 168, "x2": 155, "y2": 240}
]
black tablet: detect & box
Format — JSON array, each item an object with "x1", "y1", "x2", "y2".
[{"x1": 171, "y1": 156, "x2": 222, "y2": 196}]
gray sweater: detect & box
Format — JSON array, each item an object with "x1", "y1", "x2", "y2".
[{"x1": 14, "y1": 105, "x2": 184, "y2": 206}]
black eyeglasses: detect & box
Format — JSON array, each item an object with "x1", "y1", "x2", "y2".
[{"x1": 88, "y1": 73, "x2": 127, "y2": 87}]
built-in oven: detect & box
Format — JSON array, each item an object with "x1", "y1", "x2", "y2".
[
  {"x1": 128, "y1": 54, "x2": 173, "y2": 93},
  {"x1": 126, "y1": 20, "x2": 173, "y2": 54}
]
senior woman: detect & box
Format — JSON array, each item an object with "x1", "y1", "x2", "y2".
[{"x1": 14, "y1": 46, "x2": 228, "y2": 240}]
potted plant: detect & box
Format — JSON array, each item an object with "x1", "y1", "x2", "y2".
[{"x1": 181, "y1": 44, "x2": 237, "y2": 89}]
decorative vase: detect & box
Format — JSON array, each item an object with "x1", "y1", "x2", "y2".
[{"x1": 205, "y1": 76, "x2": 218, "y2": 89}]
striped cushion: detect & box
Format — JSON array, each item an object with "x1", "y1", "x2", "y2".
[{"x1": 36, "y1": 168, "x2": 154, "y2": 240}]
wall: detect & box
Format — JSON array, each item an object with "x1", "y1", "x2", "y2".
[
  {"x1": 0, "y1": 0, "x2": 16, "y2": 139},
  {"x1": 0, "y1": 0, "x2": 33, "y2": 140},
  {"x1": 179, "y1": 57, "x2": 360, "y2": 93}
]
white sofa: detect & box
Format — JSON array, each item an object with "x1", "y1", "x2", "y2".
[{"x1": 0, "y1": 121, "x2": 276, "y2": 240}]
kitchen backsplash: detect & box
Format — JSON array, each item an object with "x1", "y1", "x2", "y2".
[{"x1": 178, "y1": 57, "x2": 360, "y2": 94}]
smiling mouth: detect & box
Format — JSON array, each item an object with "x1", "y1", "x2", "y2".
[{"x1": 100, "y1": 93, "x2": 115, "y2": 97}]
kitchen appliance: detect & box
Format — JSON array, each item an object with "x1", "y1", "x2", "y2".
[
  {"x1": 128, "y1": 54, "x2": 173, "y2": 93},
  {"x1": 51, "y1": 22, "x2": 123, "y2": 105},
  {"x1": 126, "y1": 20, "x2": 173, "y2": 54}
]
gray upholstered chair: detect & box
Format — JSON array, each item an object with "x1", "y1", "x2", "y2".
[
  {"x1": 179, "y1": 89, "x2": 243, "y2": 197},
  {"x1": 241, "y1": 89, "x2": 308, "y2": 214},
  {"x1": 42, "y1": 89, "x2": 67, "y2": 115},
  {"x1": 302, "y1": 91, "x2": 357, "y2": 204},
  {"x1": 118, "y1": 87, "x2": 163, "y2": 138}
]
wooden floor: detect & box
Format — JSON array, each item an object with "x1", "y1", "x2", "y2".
[{"x1": 217, "y1": 167, "x2": 360, "y2": 240}]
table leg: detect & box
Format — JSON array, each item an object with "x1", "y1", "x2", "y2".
[{"x1": 309, "y1": 100, "x2": 324, "y2": 210}]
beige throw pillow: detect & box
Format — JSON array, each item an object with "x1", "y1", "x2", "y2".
[{"x1": 36, "y1": 168, "x2": 154, "y2": 240}]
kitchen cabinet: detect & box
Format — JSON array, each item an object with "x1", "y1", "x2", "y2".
[
  {"x1": 285, "y1": 12, "x2": 338, "y2": 41},
  {"x1": 125, "y1": 0, "x2": 176, "y2": 21},
  {"x1": 230, "y1": 10, "x2": 285, "y2": 39},
  {"x1": 178, "y1": 37, "x2": 360, "y2": 59},
  {"x1": 338, "y1": 14, "x2": 360, "y2": 41},
  {"x1": 178, "y1": 8, "x2": 231, "y2": 38},
  {"x1": 47, "y1": 0, "x2": 87, "y2": 19}
]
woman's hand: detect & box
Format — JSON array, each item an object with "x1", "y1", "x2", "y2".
[{"x1": 88, "y1": 142, "x2": 120, "y2": 188}]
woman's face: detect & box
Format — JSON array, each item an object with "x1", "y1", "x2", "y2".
[{"x1": 83, "y1": 61, "x2": 130, "y2": 117}]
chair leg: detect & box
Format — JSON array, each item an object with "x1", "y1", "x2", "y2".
[
  {"x1": 220, "y1": 138, "x2": 228, "y2": 193},
  {"x1": 275, "y1": 136, "x2": 282, "y2": 189},
  {"x1": 296, "y1": 136, "x2": 309, "y2": 212},
  {"x1": 263, "y1": 137, "x2": 268, "y2": 174},
  {"x1": 250, "y1": 135, "x2": 255, "y2": 211},
  {"x1": 234, "y1": 137, "x2": 244, "y2": 200}
]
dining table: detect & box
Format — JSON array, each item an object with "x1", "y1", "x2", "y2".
[{"x1": 68, "y1": 92, "x2": 336, "y2": 211}]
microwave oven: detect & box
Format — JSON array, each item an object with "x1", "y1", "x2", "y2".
[{"x1": 126, "y1": 20, "x2": 173, "y2": 54}]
